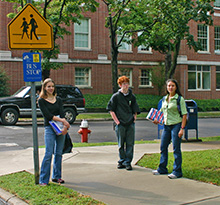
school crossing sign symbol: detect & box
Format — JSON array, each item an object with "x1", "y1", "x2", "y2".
[{"x1": 7, "y1": 3, "x2": 54, "y2": 50}]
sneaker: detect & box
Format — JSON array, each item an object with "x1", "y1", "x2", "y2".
[
  {"x1": 126, "y1": 165, "x2": 132, "y2": 170},
  {"x1": 117, "y1": 163, "x2": 126, "y2": 169},
  {"x1": 52, "y1": 178, "x2": 65, "y2": 183},
  {"x1": 152, "y1": 170, "x2": 160, "y2": 175},
  {"x1": 39, "y1": 183, "x2": 47, "y2": 186},
  {"x1": 168, "y1": 173, "x2": 178, "y2": 179}
]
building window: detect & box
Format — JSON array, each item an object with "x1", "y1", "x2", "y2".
[
  {"x1": 118, "y1": 35, "x2": 132, "y2": 52},
  {"x1": 118, "y1": 68, "x2": 132, "y2": 86},
  {"x1": 216, "y1": 67, "x2": 220, "y2": 89},
  {"x1": 137, "y1": 32, "x2": 152, "y2": 53},
  {"x1": 197, "y1": 25, "x2": 209, "y2": 52},
  {"x1": 139, "y1": 69, "x2": 152, "y2": 86},
  {"x1": 74, "y1": 19, "x2": 91, "y2": 49},
  {"x1": 75, "y1": 67, "x2": 91, "y2": 87},
  {"x1": 188, "y1": 65, "x2": 210, "y2": 90},
  {"x1": 215, "y1": 26, "x2": 220, "y2": 53},
  {"x1": 214, "y1": 0, "x2": 220, "y2": 7},
  {"x1": 138, "y1": 44, "x2": 152, "y2": 53}
]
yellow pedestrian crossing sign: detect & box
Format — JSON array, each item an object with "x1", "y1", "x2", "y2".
[{"x1": 7, "y1": 3, "x2": 54, "y2": 50}]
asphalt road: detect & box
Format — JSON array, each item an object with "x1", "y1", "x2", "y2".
[{"x1": 0, "y1": 118, "x2": 219, "y2": 152}]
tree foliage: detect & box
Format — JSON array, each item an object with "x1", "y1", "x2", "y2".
[
  {"x1": 0, "y1": 66, "x2": 9, "y2": 97},
  {"x1": 102, "y1": 0, "x2": 214, "y2": 92},
  {"x1": 128, "y1": 0, "x2": 214, "y2": 80},
  {"x1": 2, "y1": 0, "x2": 99, "y2": 80}
]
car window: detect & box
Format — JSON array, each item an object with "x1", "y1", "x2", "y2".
[
  {"x1": 57, "y1": 87, "x2": 68, "y2": 98},
  {"x1": 13, "y1": 86, "x2": 31, "y2": 97},
  {"x1": 56, "y1": 87, "x2": 83, "y2": 98}
]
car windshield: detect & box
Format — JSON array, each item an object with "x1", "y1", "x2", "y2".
[{"x1": 13, "y1": 86, "x2": 31, "y2": 98}]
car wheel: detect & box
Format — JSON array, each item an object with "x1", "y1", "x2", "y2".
[
  {"x1": 64, "y1": 108, "x2": 76, "y2": 124},
  {"x1": 1, "y1": 108, "x2": 19, "y2": 125}
]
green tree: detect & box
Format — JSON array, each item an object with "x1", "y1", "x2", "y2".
[
  {"x1": 151, "y1": 63, "x2": 166, "y2": 96},
  {"x1": 0, "y1": 66, "x2": 9, "y2": 97},
  {"x1": 2, "y1": 0, "x2": 99, "y2": 80},
  {"x1": 130, "y1": 0, "x2": 214, "y2": 80},
  {"x1": 102, "y1": 0, "x2": 137, "y2": 93},
  {"x1": 102, "y1": 0, "x2": 161, "y2": 93}
]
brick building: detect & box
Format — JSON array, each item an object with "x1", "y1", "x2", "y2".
[{"x1": 1, "y1": 1, "x2": 220, "y2": 99}]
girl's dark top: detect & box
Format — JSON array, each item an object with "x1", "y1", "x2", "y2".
[
  {"x1": 38, "y1": 97, "x2": 65, "y2": 126},
  {"x1": 107, "y1": 89, "x2": 140, "y2": 126}
]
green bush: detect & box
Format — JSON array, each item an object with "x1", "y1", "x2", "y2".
[
  {"x1": 84, "y1": 94, "x2": 162, "y2": 112},
  {"x1": 84, "y1": 94, "x2": 220, "y2": 112},
  {"x1": 0, "y1": 66, "x2": 9, "y2": 97},
  {"x1": 194, "y1": 99, "x2": 220, "y2": 111}
]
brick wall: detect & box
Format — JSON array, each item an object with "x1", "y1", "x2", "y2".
[{"x1": 1, "y1": 1, "x2": 220, "y2": 100}]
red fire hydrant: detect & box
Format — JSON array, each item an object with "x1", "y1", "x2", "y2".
[{"x1": 78, "y1": 119, "x2": 91, "y2": 143}]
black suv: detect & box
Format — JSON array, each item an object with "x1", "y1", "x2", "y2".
[{"x1": 0, "y1": 85, "x2": 86, "y2": 125}]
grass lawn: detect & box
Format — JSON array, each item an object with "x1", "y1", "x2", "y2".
[
  {"x1": 137, "y1": 136, "x2": 220, "y2": 186},
  {"x1": 0, "y1": 171, "x2": 105, "y2": 205},
  {"x1": 76, "y1": 111, "x2": 220, "y2": 120}
]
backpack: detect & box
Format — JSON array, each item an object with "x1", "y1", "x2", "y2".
[{"x1": 162, "y1": 95, "x2": 189, "y2": 125}]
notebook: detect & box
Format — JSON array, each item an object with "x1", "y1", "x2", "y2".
[
  {"x1": 49, "y1": 120, "x2": 63, "y2": 135},
  {"x1": 146, "y1": 108, "x2": 164, "y2": 125}
]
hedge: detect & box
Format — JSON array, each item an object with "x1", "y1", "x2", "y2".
[{"x1": 84, "y1": 94, "x2": 220, "y2": 112}]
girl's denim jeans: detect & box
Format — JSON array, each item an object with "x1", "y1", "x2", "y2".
[
  {"x1": 157, "y1": 123, "x2": 182, "y2": 177},
  {"x1": 39, "y1": 126, "x2": 65, "y2": 184}
]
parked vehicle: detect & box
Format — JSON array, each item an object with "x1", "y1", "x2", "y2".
[{"x1": 0, "y1": 85, "x2": 86, "y2": 125}]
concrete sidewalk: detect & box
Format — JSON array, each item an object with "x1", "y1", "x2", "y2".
[{"x1": 0, "y1": 141, "x2": 220, "y2": 204}]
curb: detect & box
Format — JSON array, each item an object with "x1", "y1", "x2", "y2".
[{"x1": 0, "y1": 188, "x2": 28, "y2": 205}]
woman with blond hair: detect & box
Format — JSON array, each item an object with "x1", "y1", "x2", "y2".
[{"x1": 38, "y1": 78, "x2": 70, "y2": 186}]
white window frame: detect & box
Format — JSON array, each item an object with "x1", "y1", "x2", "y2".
[
  {"x1": 188, "y1": 65, "x2": 211, "y2": 90},
  {"x1": 216, "y1": 66, "x2": 220, "y2": 90},
  {"x1": 75, "y1": 67, "x2": 91, "y2": 87},
  {"x1": 74, "y1": 19, "x2": 91, "y2": 50},
  {"x1": 139, "y1": 69, "x2": 152, "y2": 87},
  {"x1": 117, "y1": 35, "x2": 132, "y2": 52},
  {"x1": 138, "y1": 44, "x2": 152, "y2": 53},
  {"x1": 197, "y1": 25, "x2": 209, "y2": 53},
  {"x1": 118, "y1": 68, "x2": 133, "y2": 86},
  {"x1": 137, "y1": 32, "x2": 152, "y2": 53},
  {"x1": 214, "y1": 0, "x2": 220, "y2": 7},
  {"x1": 215, "y1": 26, "x2": 220, "y2": 53}
]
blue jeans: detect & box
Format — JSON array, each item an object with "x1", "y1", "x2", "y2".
[
  {"x1": 39, "y1": 126, "x2": 65, "y2": 184},
  {"x1": 157, "y1": 123, "x2": 182, "y2": 177},
  {"x1": 115, "y1": 123, "x2": 135, "y2": 166}
]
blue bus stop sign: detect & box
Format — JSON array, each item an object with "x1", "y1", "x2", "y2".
[{"x1": 23, "y1": 52, "x2": 42, "y2": 82}]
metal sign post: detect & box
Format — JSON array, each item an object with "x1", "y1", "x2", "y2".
[
  {"x1": 23, "y1": 52, "x2": 41, "y2": 184},
  {"x1": 31, "y1": 82, "x2": 40, "y2": 184}
]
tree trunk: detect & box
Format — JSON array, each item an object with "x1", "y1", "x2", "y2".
[
  {"x1": 165, "y1": 52, "x2": 171, "y2": 81},
  {"x1": 42, "y1": 69, "x2": 50, "y2": 81},
  {"x1": 110, "y1": 23, "x2": 119, "y2": 93},
  {"x1": 111, "y1": 48, "x2": 119, "y2": 93},
  {"x1": 168, "y1": 39, "x2": 181, "y2": 79}
]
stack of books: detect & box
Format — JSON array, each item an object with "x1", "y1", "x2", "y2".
[{"x1": 146, "y1": 108, "x2": 164, "y2": 125}]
